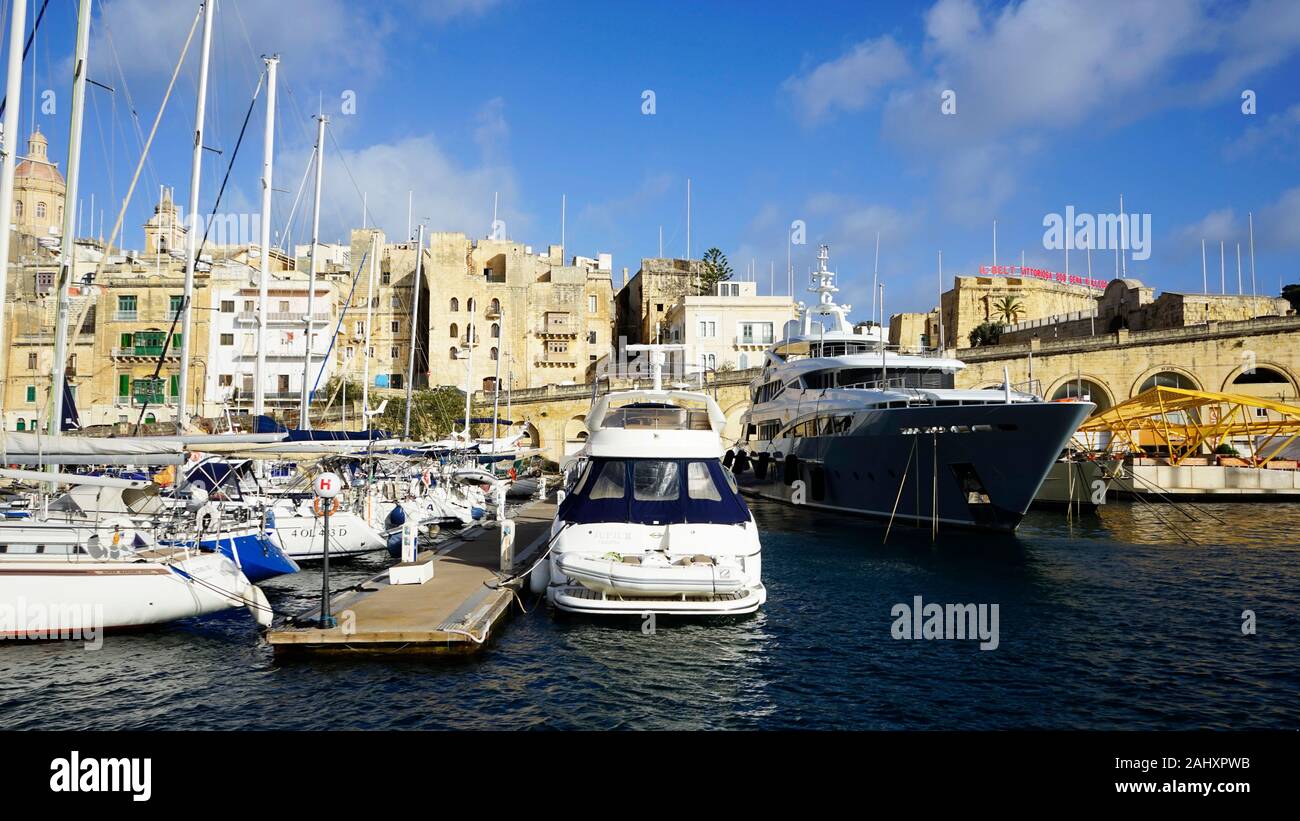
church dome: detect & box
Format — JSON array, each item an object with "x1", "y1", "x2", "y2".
[{"x1": 13, "y1": 128, "x2": 65, "y2": 186}]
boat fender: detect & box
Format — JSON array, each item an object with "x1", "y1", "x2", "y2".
[
  {"x1": 783, "y1": 454, "x2": 799, "y2": 485},
  {"x1": 810, "y1": 464, "x2": 826, "y2": 501},
  {"x1": 529, "y1": 558, "x2": 550, "y2": 595},
  {"x1": 753, "y1": 453, "x2": 769, "y2": 480},
  {"x1": 722, "y1": 450, "x2": 735, "y2": 469},
  {"x1": 733, "y1": 450, "x2": 751, "y2": 474}
]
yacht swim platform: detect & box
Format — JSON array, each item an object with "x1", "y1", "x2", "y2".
[{"x1": 266, "y1": 497, "x2": 556, "y2": 654}]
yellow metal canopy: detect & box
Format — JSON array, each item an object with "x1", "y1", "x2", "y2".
[{"x1": 1077, "y1": 386, "x2": 1300, "y2": 465}]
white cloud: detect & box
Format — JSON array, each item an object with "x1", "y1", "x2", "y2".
[
  {"x1": 781, "y1": 36, "x2": 910, "y2": 122},
  {"x1": 275, "y1": 130, "x2": 523, "y2": 247},
  {"x1": 782, "y1": 0, "x2": 1300, "y2": 224},
  {"x1": 1225, "y1": 103, "x2": 1300, "y2": 161}
]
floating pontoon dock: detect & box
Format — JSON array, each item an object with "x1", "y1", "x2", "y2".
[{"x1": 266, "y1": 498, "x2": 556, "y2": 654}]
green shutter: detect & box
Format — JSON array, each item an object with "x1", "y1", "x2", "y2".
[
  {"x1": 120, "y1": 333, "x2": 133, "y2": 348},
  {"x1": 169, "y1": 375, "x2": 179, "y2": 397},
  {"x1": 25, "y1": 385, "x2": 35, "y2": 403},
  {"x1": 15, "y1": 419, "x2": 24, "y2": 431},
  {"x1": 173, "y1": 333, "x2": 182, "y2": 348},
  {"x1": 119, "y1": 374, "x2": 130, "y2": 397}
]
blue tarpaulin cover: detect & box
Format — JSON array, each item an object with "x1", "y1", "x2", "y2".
[{"x1": 556, "y1": 458, "x2": 749, "y2": 526}]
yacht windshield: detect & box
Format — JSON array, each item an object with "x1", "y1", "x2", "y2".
[{"x1": 559, "y1": 458, "x2": 749, "y2": 525}]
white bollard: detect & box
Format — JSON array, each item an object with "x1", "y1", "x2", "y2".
[
  {"x1": 556, "y1": 488, "x2": 566, "y2": 507},
  {"x1": 499, "y1": 519, "x2": 516, "y2": 572},
  {"x1": 537, "y1": 476, "x2": 547, "y2": 499},
  {"x1": 401, "y1": 508, "x2": 419, "y2": 565}
]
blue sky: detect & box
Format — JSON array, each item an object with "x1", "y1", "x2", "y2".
[{"x1": 9, "y1": 0, "x2": 1300, "y2": 315}]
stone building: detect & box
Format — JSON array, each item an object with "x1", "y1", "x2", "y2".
[
  {"x1": 421, "y1": 233, "x2": 615, "y2": 393},
  {"x1": 615, "y1": 257, "x2": 708, "y2": 346},
  {"x1": 662, "y1": 280, "x2": 797, "y2": 375},
  {"x1": 889, "y1": 310, "x2": 940, "y2": 352},
  {"x1": 939, "y1": 273, "x2": 1102, "y2": 348}
]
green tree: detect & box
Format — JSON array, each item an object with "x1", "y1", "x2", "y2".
[
  {"x1": 1282, "y1": 283, "x2": 1300, "y2": 313},
  {"x1": 968, "y1": 321, "x2": 1004, "y2": 347},
  {"x1": 991, "y1": 295, "x2": 1024, "y2": 325},
  {"x1": 698, "y1": 247, "x2": 733, "y2": 295},
  {"x1": 376, "y1": 386, "x2": 471, "y2": 439}
]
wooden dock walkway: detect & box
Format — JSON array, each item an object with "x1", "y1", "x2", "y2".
[{"x1": 266, "y1": 498, "x2": 556, "y2": 654}]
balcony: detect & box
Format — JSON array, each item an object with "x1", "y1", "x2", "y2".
[
  {"x1": 735, "y1": 334, "x2": 774, "y2": 347},
  {"x1": 113, "y1": 310, "x2": 138, "y2": 322},
  {"x1": 234, "y1": 311, "x2": 331, "y2": 325},
  {"x1": 112, "y1": 346, "x2": 179, "y2": 361}
]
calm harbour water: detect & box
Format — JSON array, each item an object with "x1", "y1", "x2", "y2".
[{"x1": 3, "y1": 498, "x2": 1298, "y2": 731}]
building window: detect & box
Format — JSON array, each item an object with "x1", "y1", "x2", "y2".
[
  {"x1": 25, "y1": 385, "x2": 36, "y2": 403},
  {"x1": 278, "y1": 300, "x2": 290, "y2": 313},
  {"x1": 390, "y1": 374, "x2": 403, "y2": 389},
  {"x1": 467, "y1": 297, "x2": 476, "y2": 313},
  {"x1": 381, "y1": 270, "x2": 391, "y2": 285},
  {"x1": 491, "y1": 323, "x2": 500, "y2": 339},
  {"x1": 220, "y1": 333, "x2": 234, "y2": 346},
  {"x1": 588, "y1": 294, "x2": 597, "y2": 314},
  {"x1": 35, "y1": 271, "x2": 53, "y2": 294},
  {"x1": 117, "y1": 295, "x2": 137, "y2": 318},
  {"x1": 490, "y1": 298, "x2": 500, "y2": 314},
  {"x1": 390, "y1": 320, "x2": 400, "y2": 333},
  {"x1": 588, "y1": 330, "x2": 597, "y2": 344},
  {"x1": 490, "y1": 346, "x2": 498, "y2": 361},
  {"x1": 449, "y1": 297, "x2": 459, "y2": 312},
  {"x1": 450, "y1": 347, "x2": 460, "y2": 360},
  {"x1": 547, "y1": 340, "x2": 568, "y2": 355},
  {"x1": 243, "y1": 300, "x2": 254, "y2": 313},
  {"x1": 739, "y1": 353, "x2": 749, "y2": 369},
  {"x1": 171, "y1": 295, "x2": 185, "y2": 318},
  {"x1": 698, "y1": 320, "x2": 717, "y2": 338},
  {"x1": 449, "y1": 322, "x2": 458, "y2": 339},
  {"x1": 13, "y1": 201, "x2": 22, "y2": 219},
  {"x1": 27, "y1": 353, "x2": 36, "y2": 370},
  {"x1": 278, "y1": 375, "x2": 290, "y2": 392},
  {"x1": 35, "y1": 202, "x2": 46, "y2": 219},
  {"x1": 390, "y1": 346, "x2": 399, "y2": 359},
  {"x1": 15, "y1": 419, "x2": 24, "y2": 431},
  {"x1": 345, "y1": 346, "x2": 354, "y2": 360},
  {"x1": 218, "y1": 374, "x2": 233, "y2": 387},
  {"x1": 220, "y1": 300, "x2": 234, "y2": 313},
  {"x1": 739, "y1": 322, "x2": 774, "y2": 345},
  {"x1": 390, "y1": 296, "x2": 402, "y2": 308}
]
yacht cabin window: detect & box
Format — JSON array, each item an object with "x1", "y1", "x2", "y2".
[{"x1": 588, "y1": 461, "x2": 625, "y2": 500}]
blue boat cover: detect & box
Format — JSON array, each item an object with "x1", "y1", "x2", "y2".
[{"x1": 556, "y1": 458, "x2": 750, "y2": 526}]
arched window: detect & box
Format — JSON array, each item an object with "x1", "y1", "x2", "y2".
[
  {"x1": 467, "y1": 297, "x2": 476, "y2": 313},
  {"x1": 1052, "y1": 378, "x2": 1112, "y2": 412},
  {"x1": 1232, "y1": 367, "x2": 1290, "y2": 386},
  {"x1": 35, "y1": 202, "x2": 46, "y2": 219},
  {"x1": 450, "y1": 346, "x2": 460, "y2": 360},
  {"x1": 738, "y1": 353, "x2": 749, "y2": 369},
  {"x1": 466, "y1": 322, "x2": 475, "y2": 343},
  {"x1": 449, "y1": 322, "x2": 458, "y2": 339},
  {"x1": 1139, "y1": 371, "x2": 1196, "y2": 393},
  {"x1": 491, "y1": 323, "x2": 500, "y2": 339},
  {"x1": 490, "y1": 346, "x2": 499, "y2": 361},
  {"x1": 15, "y1": 419, "x2": 24, "y2": 431},
  {"x1": 490, "y1": 298, "x2": 500, "y2": 314},
  {"x1": 449, "y1": 297, "x2": 459, "y2": 312},
  {"x1": 14, "y1": 201, "x2": 22, "y2": 218}
]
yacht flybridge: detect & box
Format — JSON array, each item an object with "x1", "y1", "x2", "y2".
[
  {"x1": 735, "y1": 245, "x2": 1093, "y2": 532},
  {"x1": 542, "y1": 345, "x2": 766, "y2": 616}
]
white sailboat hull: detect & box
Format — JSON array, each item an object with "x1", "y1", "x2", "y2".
[{"x1": 0, "y1": 551, "x2": 261, "y2": 635}]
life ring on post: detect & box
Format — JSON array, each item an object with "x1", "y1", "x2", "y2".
[{"x1": 312, "y1": 497, "x2": 342, "y2": 517}]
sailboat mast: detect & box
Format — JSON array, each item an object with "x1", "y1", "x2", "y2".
[
  {"x1": 254, "y1": 54, "x2": 278, "y2": 419},
  {"x1": 298, "y1": 113, "x2": 326, "y2": 430},
  {"x1": 0, "y1": 0, "x2": 28, "y2": 421},
  {"x1": 361, "y1": 230, "x2": 377, "y2": 430},
  {"x1": 47, "y1": 0, "x2": 93, "y2": 437},
  {"x1": 403, "y1": 223, "x2": 424, "y2": 439},
  {"x1": 175, "y1": 0, "x2": 216, "y2": 434}
]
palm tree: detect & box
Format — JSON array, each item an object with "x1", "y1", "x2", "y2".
[{"x1": 992, "y1": 295, "x2": 1024, "y2": 325}]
